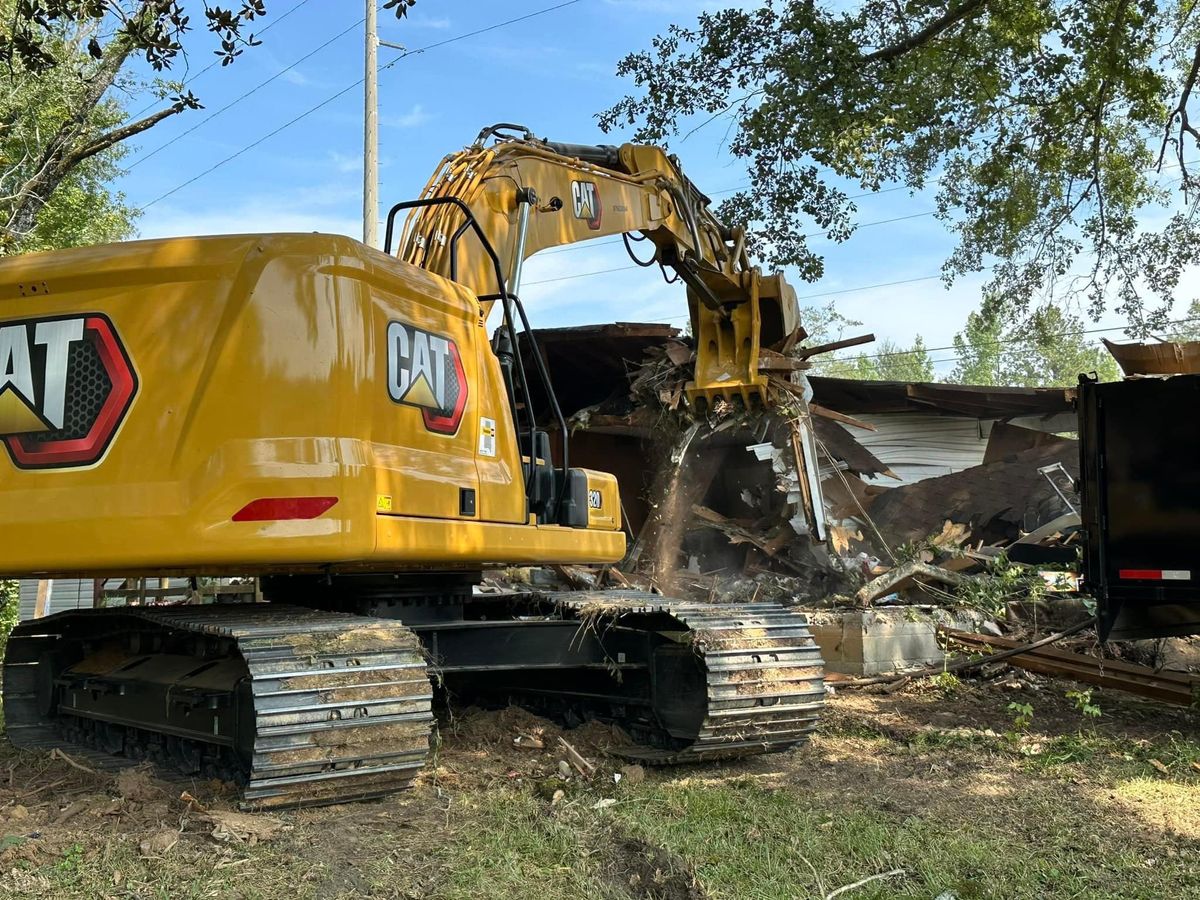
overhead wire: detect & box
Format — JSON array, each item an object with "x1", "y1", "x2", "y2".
[
  {"x1": 125, "y1": 0, "x2": 319, "y2": 121},
  {"x1": 127, "y1": 6, "x2": 368, "y2": 171},
  {"x1": 136, "y1": 0, "x2": 587, "y2": 209}
]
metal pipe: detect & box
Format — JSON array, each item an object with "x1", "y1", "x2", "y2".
[{"x1": 509, "y1": 189, "x2": 535, "y2": 295}]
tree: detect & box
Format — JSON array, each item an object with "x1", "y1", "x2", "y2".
[
  {"x1": 951, "y1": 299, "x2": 1120, "y2": 386},
  {"x1": 602, "y1": 0, "x2": 1200, "y2": 334},
  {"x1": 1167, "y1": 298, "x2": 1200, "y2": 340},
  {"x1": 2, "y1": 9, "x2": 137, "y2": 253},
  {"x1": 796, "y1": 300, "x2": 863, "y2": 346},
  {"x1": 818, "y1": 336, "x2": 936, "y2": 382},
  {"x1": 1, "y1": 1, "x2": 414, "y2": 248}
]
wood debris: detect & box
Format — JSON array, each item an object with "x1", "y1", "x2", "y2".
[{"x1": 557, "y1": 737, "x2": 596, "y2": 779}]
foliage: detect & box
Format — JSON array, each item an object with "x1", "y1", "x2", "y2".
[
  {"x1": 954, "y1": 550, "x2": 1048, "y2": 616},
  {"x1": 0, "y1": 580, "x2": 17, "y2": 659},
  {"x1": 951, "y1": 297, "x2": 1121, "y2": 386},
  {"x1": 1, "y1": 1, "x2": 415, "y2": 247},
  {"x1": 6, "y1": 2, "x2": 411, "y2": 71},
  {"x1": 818, "y1": 335, "x2": 936, "y2": 381},
  {"x1": 932, "y1": 670, "x2": 962, "y2": 694},
  {"x1": 603, "y1": 0, "x2": 1200, "y2": 332},
  {"x1": 1066, "y1": 688, "x2": 1102, "y2": 719},
  {"x1": 1167, "y1": 297, "x2": 1200, "y2": 340},
  {"x1": 1, "y1": 9, "x2": 137, "y2": 254},
  {"x1": 1007, "y1": 700, "x2": 1035, "y2": 732}
]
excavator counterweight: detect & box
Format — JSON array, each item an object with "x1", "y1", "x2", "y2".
[{"x1": 0, "y1": 126, "x2": 825, "y2": 808}]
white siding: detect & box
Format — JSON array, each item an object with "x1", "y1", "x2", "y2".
[
  {"x1": 18, "y1": 579, "x2": 93, "y2": 620},
  {"x1": 850, "y1": 414, "x2": 994, "y2": 486}
]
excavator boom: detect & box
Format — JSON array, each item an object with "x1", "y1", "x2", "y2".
[{"x1": 393, "y1": 124, "x2": 800, "y2": 407}]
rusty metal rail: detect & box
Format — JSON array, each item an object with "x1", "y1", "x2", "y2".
[{"x1": 943, "y1": 629, "x2": 1199, "y2": 707}]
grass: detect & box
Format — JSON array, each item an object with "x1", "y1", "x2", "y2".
[
  {"x1": 0, "y1": 688, "x2": 1197, "y2": 899},
  {"x1": 610, "y1": 775, "x2": 1197, "y2": 900}
]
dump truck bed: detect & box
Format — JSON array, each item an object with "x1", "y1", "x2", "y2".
[{"x1": 1079, "y1": 373, "x2": 1200, "y2": 639}]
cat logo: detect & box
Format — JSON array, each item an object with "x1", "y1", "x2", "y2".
[
  {"x1": 571, "y1": 181, "x2": 602, "y2": 230},
  {"x1": 0, "y1": 313, "x2": 137, "y2": 469},
  {"x1": 386, "y1": 321, "x2": 468, "y2": 435}
]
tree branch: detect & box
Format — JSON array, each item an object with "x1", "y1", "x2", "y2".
[
  {"x1": 862, "y1": 0, "x2": 990, "y2": 64},
  {"x1": 66, "y1": 105, "x2": 182, "y2": 168},
  {"x1": 1159, "y1": 42, "x2": 1200, "y2": 173}
]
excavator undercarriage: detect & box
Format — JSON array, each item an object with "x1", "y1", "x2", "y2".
[{"x1": 3, "y1": 580, "x2": 825, "y2": 809}]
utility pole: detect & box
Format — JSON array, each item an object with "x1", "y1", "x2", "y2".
[{"x1": 363, "y1": 0, "x2": 379, "y2": 248}]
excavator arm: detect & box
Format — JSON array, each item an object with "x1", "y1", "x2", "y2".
[{"x1": 387, "y1": 124, "x2": 800, "y2": 407}]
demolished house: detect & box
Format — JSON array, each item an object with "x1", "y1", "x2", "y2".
[{"x1": 515, "y1": 324, "x2": 1080, "y2": 598}]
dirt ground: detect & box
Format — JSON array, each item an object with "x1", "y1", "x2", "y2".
[{"x1": 0, "y1": 675, "x2": 1197, "y2": 899}]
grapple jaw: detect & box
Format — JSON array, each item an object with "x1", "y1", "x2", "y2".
[{"x1": 686, "y1": 270, "x2": 799, "y2": 410}]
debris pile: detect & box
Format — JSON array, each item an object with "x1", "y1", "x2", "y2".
[{"x1": 511, "y1": 321, "x2": 1085, "y2": 624}]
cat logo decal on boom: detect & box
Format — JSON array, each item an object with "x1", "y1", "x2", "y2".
[
  {"x1": 0, "y1": 313, "x2": 138, "y2": 470},
  {"x1": 386, "y1": 321, "x2": 468, "y2": 436},
  {"x1": 571, "y1": 181, "x2": 602, "y2": 230}
]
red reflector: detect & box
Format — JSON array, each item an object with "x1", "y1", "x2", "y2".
[
  {"x1": 232, "y1": 497, "x2": 338, "y2": 522},
  {"x1": 1119, "y1": 569, "x2": 1162, "y2": 580}
]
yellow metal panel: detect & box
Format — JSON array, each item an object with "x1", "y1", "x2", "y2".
[
  {"x1": 374, "y1": 516, "x2": 625, "y2": 566},
  {"x1": 0, "y1": 231, "x2": 634, "y2": 578},
  {"x1": 580, "y1": 469, "x2": 621, "y2": 531}
]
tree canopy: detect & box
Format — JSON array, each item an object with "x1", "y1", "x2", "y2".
[
  {"x1": 951, "y1": 299, "x2": 1120, "y2": 385},
  {"x1": 817, "y1": 336, "x2": 937, "y2": 381},
  {"x1": 2, "y1": 3, "x2": 137, "y2": 253},
  {"x1": 602, "y1": 0, "x2": 1200, "y2": 333},
  {"x1": 1, "y1": 1, "x2": 413, "y2": 249}
]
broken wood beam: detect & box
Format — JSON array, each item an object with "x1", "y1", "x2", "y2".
[
  {"x1": 809, "y1": 403, "x2": 878, "y2": 432},
  {"x1": 551, "y1": 565, "x2": 597, "y2": 590},
  {"x1": 796, "y1": 333, "x2": 876, "y2": 359},
  {"x1": 690, "y1": 504, "x2": 808, "y2": 575},
  {"x1": 855, "y1": 560, "x2": 969, "y2": 605},
  {"x1": 758, "y1": 349, "x2": 810, "y2": 372},
  {"x1": 943, "y1": 629, "x2": 1199, "y2": 706}
]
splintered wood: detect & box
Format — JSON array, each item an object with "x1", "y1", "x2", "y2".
[{"x1": 557, "y1": 737, "x2": 596, "y2": 778}]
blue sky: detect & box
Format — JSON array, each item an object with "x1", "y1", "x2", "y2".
[{"x1": 114, "y1": 0, "x2": 1189, "y2": 377}]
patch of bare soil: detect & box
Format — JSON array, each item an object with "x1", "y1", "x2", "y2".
[
  {"x1": 604, "y1": 834, "x2": 708, "y2": 900},
  {"x1": 429, "y1": 705, "x2": 634, "y2": 787}
]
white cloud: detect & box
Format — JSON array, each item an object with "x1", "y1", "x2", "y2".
[
  {"x1": 328, "y1": 151, "x2": 362, "y2": 175},
  {"x1": 404, "y1": 15, "x2": 451, "y2": 29},
  {"x1": 137, "y1": 193, "x2": 361, "y2": 241},
  {"x1": 382, "y1": 104, "x2": 431, "y2": 129}
]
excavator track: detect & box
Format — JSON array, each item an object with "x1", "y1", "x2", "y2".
[
  {"x1": 432, "y1": 590, "x2": 826, "y2": 763},
  {"x1": 2, "y1": 605, "x2": 432, "y2": 810},
  {"x1": 2, "y1": 590, "x2": 823, "y2": 807},
  {"x1": 560, "y1": 593, "x2": 826, "y2": 762}
]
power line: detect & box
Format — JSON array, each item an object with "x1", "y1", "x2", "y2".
[
  {"x1": 126, "y1": 0, "x2": 319, "y2": 121},
  {"x1": 137, "y1": 0, "x2": 587, "y2": 209},
  {"x1": 127, "y1": 7, "x2": 366, "y2": 171},
  {"x1": 524, "y1": 263, "x2": 637, "y2": 287},
  {"x1": 796, "y1": 274, "x2": 943, "y2": 300}
]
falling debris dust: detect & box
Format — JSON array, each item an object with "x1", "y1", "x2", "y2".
[{"x1": 646, "y1": 423, "x2": 702, "y2": 596}]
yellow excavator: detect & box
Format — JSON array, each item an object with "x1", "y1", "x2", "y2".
[{"x1": 0, "y1": 125, "x2": 825, "y2": 808}]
